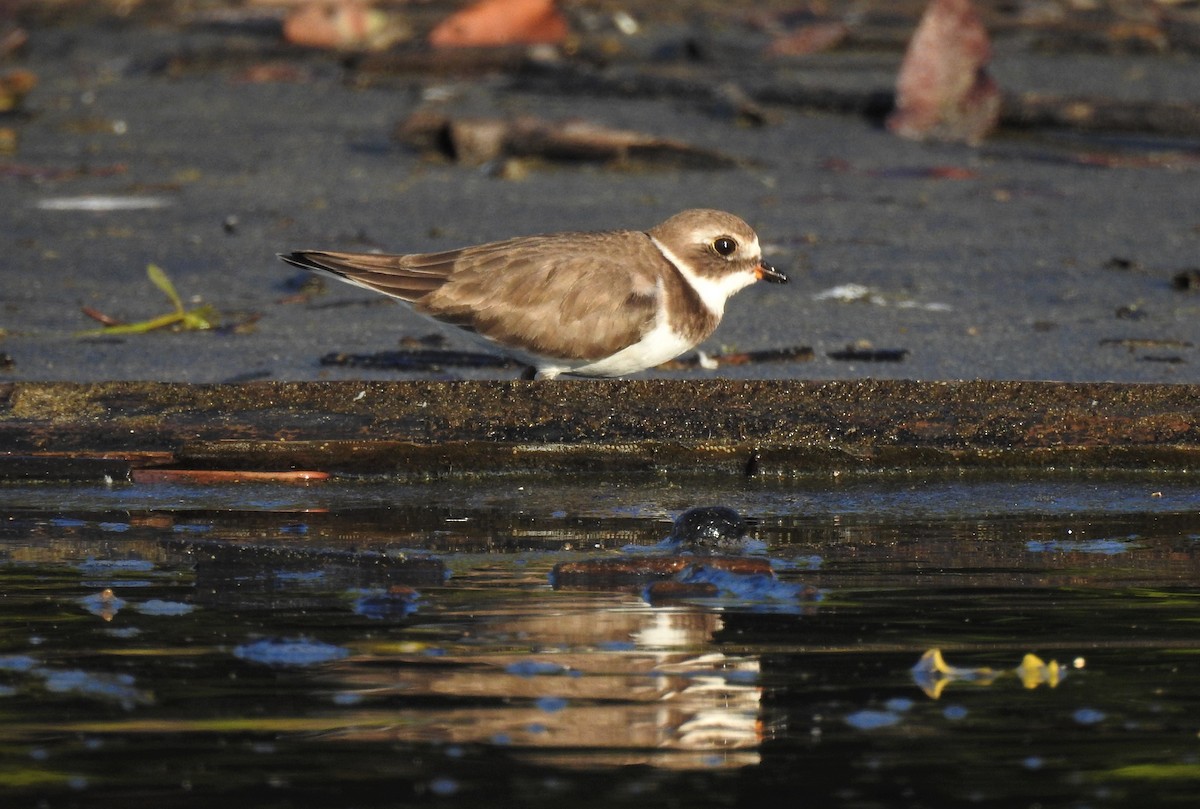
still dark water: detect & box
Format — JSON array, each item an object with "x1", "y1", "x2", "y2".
[{"x1": 2, "y1": 475, "x2": 1200, "y2": 808}]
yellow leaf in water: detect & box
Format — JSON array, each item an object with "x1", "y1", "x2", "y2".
[
  {"x1": 911, "y1": 649, "x2": 998, "y2": 699},
  {"x1": 1016, "y1": 653, "x2": 1064, "y2": 689}
]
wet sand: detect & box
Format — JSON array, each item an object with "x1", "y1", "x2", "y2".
[{"x1": 3, "y1": 6, "x2": 1200, "y2": 383}]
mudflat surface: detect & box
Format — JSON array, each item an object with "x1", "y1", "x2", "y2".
[{"x1": 3, "y1": 2, "x2": 1200, "y2": 383}]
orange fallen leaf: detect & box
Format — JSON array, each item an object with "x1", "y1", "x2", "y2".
[{"x1": 429, "y1": 0, "x2": 568, "y2": 48}]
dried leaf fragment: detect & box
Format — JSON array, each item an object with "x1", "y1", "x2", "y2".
[
  {"x1": 887, "y1": 0, "x2": 1000, "y2": 145},
  {"x1": 396, "y1": 111, "x2": 748, "y2": 170}
]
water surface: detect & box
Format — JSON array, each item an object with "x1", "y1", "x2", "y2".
[{"x1": 2, "y1": 475, "x2": 1199, "y2": 807}]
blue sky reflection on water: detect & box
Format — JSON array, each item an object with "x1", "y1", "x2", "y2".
[{"x1": 0, "y1": 476, "x2": 1198, "y2": 806}]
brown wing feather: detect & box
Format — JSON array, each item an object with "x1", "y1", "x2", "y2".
[
  {"x1": 277, "y1": 249, "x2": 460, "y2": 301},
  {"x1": 279, "y1": 230, "x2": 668, "y2": 361},
  {"x1": 413, "y1": 231, "x2": 666, "y2": 361}
]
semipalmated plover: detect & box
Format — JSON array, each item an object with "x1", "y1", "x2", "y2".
[{"x1": 278, "y1": 208, "x2": 788, "y2": 379}]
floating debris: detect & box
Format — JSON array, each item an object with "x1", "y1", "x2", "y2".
[
  {"x1": 1017, "y1": 653, "x2": 1067, "y2": 690},
  {"x1": 911, "y1": 649, "x2": 1071, "y2": 699},
  {"x1": 910, "y1": 649, "x2": 999, "y2": 699}
]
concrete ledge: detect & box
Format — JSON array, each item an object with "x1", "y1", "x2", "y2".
[{"x1": 1, "y1": 380, "x2": 1198, "y2": 478}]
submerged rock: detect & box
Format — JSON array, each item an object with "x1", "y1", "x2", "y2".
[{"x1": 664, "y1": 506, "x2": 750, "y2": 554}]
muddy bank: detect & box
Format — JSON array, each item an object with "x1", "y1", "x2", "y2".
[{"x1": 2, "y1": 379, "x2": 1197, "y2": 477}]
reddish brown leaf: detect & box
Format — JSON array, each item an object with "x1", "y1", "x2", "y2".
[
  {"x1": 887, "y1": 0, "x2": 1000, "y2": 145},
  {"x1": 428, "y1": 0, "x2": 568, "y2": 49}
]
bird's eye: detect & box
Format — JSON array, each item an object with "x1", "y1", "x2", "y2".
[{"x1": 713, "y1": 237, "x2": 737, "y2": 256}]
